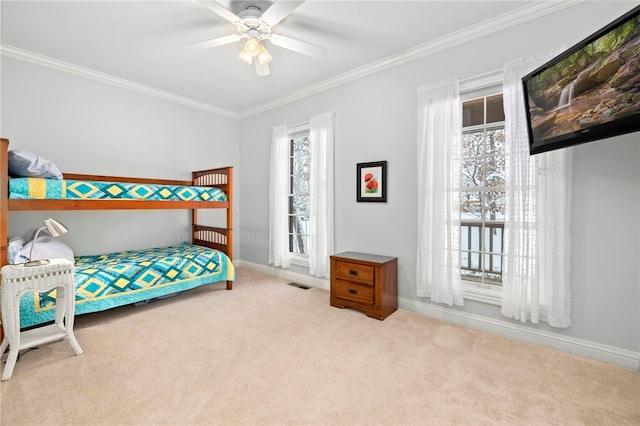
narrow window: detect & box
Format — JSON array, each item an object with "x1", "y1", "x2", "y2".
[
  {"x1": 460, "y1": 94, "x2": 505, "y2": 286},
  {"x1": 288, "y1": 133, "x2": 310, "y2": 258}
]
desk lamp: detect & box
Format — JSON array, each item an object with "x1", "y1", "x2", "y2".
[{"x1": 25, "y1": 218, "x2": 69, "y2": 267}]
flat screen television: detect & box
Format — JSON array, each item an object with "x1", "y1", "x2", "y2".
[{"x1": 522, "y1": 5, "x2": 640, "y2": 155}]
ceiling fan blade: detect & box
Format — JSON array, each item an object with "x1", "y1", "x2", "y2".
[
  {"x1": 197, "y1": 0, "x2": 241, "y2": 24},
  {"x1": 254, "y1": 59, "x2": 270, "y2": 76},
  {"x1": 188, "y1": 34, "x2": 243, "y2": 50},
  {"x1": 260, "y1": 0, "x2": 305, "y2": 27},
  {"x1": 269, "y1": 34, "x2": 327, "y2": 59}
]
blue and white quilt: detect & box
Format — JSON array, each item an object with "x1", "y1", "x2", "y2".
[{"x1": 19, "y1": 243, "x2": 235, "y2": 328}]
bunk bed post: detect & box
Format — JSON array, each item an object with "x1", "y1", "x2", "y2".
[
  {"x1": 0, "y1": 138, "x2": 8, "y2": 268},
  {"x1": 1, "y1": 138, "x2": 9, "y2": 343},
  {"x1": 226, "y1": 167, "x2": 233, "y2": 291},
  {"x1": 226, "y1": 167, "x2": 233, "y2": 260}
]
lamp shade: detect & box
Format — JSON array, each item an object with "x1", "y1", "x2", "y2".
[
  {"x1": 257, "y1": 45, "x2": 272, "y2": 65},
  {"x1": 44, "y1": 218, "x2": 68, "y2": 237},
  {"x1": 245, "y1": 38, "x2": 260, "y2": 56},
  {"x1": 238, "y1": 47, "x2": 253, "y2": 64}
]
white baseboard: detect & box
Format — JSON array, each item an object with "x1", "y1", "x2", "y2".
[
  {"x1": 398, "y1": 297, "x2": 640, "y2": 371},
  {"x1": 235, "y1": 260, "x2": 330, "y2": 290},
  {"x1": 235, "y1": 260, "x2": 639, "y2": 371}
]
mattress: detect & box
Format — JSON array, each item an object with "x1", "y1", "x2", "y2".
[
  {"x1": 9, "y1": 177, "x2": 227, "y2": 202},
  {"x1": 19, "y1": 242, "x2": 235, "y2": 328}
]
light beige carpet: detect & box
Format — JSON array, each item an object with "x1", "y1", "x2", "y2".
[{"x1": 1, "y1": 267, "x2": 638, "y2": 425}]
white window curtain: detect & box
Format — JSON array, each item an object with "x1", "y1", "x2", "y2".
[
  {"x1": 501, "y1": 54, "x2": 573, "y2": 328},
  {"x1": 308, "y1": 112, "x2": 335, "y2": 277},
  {"x1": 269, "y1": 124, "x2": 290, "y2": 268},
  {"x1": 416, "y1": 78, "x2": 464, "y2": 306}
]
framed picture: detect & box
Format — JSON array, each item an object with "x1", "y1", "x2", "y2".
[{"x1": 357, "y1": 161, "x2": 387, "y2": 202}]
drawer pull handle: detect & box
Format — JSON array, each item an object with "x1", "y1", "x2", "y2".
[
  {"x1": 348, "y1": 289, "x2": 358, "y2": 295},
  {"x1": 349, "y1": 269, "x2": 359, "y2": 276}
]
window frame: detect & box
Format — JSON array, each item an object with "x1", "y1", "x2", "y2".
[{"x1": 459, "y1": 71, "x2": 504, "y2": 305}]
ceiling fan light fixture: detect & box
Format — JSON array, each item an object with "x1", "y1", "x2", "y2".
[
  {"x1": 257, "y1": 45, "x2": 272, "y2": 65},
  {"x1": 238, "y1": 47, "x2": 253, "y2": 64}
]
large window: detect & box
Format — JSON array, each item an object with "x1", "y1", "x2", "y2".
[
  {"x1": 288, "y1": 132, "x2": 310, "y2": 258},
  {"x1": 460, "y1": 94, "x2": 505, "y2": 286}
]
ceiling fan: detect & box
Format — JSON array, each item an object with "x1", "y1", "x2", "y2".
[{"x1": 190, "y1": 0, "x2": 328, "y2": 76}]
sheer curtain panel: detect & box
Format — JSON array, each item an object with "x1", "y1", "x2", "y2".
[
  {"x1": 308, "y1": 112, "x2": 335, "y2": 277},
  {"x1": 501, "y1": 54, "x2": 573, "y2": 328},
  {"x1": 269, "y1": 124, "x2": 290, "y2": 268},
  {"x1": 416, "y1": 78, "x2": 464, "y2": 306}
]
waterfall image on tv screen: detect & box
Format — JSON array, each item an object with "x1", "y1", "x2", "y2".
[{"x1": 523, "y1": 6, "x2": 640, "y2": 154}]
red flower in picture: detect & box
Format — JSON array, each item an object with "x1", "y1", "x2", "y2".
[{"x1": 364, "y1": 172, "x2": 378, "y2": 193}]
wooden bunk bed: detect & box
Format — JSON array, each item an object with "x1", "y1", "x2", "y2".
[{"x1": 0, "y1": 138, "x2": 234, "y2": 341}]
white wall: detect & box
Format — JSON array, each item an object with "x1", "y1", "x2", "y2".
[
  {"x1": 2, "y1": 57, "x2": 240, "y2": 255},
  {"x1": 238, "y1": 1, "x2": 639, "y2": 355}
]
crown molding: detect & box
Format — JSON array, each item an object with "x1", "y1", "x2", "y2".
[
  {"x1": 1, "y1": 1, "x2": 583, "y2": 121},
  {"x1": 0, "y1": 44, "x2": 239, "y2": 119},
  {"x1": 238, "y1": 0, "x2": 584, "y2": 119}
]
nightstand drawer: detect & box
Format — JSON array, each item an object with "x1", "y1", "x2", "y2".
[
  {"x1": 335, "y1": 261, "x2": 374, "y2": 285},
  {"x1": 333, "y1": 280, "x2": 374, "y2": 305}
]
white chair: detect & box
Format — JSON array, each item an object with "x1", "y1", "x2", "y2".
[{"x1": 0, "y1": 258, "x2": 83, "y2": 381}]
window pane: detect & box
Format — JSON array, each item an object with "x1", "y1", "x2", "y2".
[
  {"x1": 485, "y1": 128, "x2": 505, "y2": 155},
  {"x1": 289, "y1": 215, "x2": 309, "y2": 234},
  {"x1": 292, "y1": 155, "x2": 309, "y2": 177},
  {"x1": 484, "y1": 271, "x2": 502, "y2": 285},
  {"x1": 484, "y1": 225, "x2": 503, "y2": 253},
  {"x1": 462, "y1": 131, "x2": 484, "y2": 157},
  {"x1": 289, "y1": 195, "x2": 309, "y2": 215},
  {"x1": 484, "y1": 191, "x2": 505, "y2": 221},
  {"x1": 461, "y1": 225, "x2": 470, "y2": 251},
  {"x1": 462, "y1": 269, "x2": 482, "y2": 282},
  {"x1": 462, "y1": 98, "x2": 484, "y2": 127},
  {"x1": 289, "y1": 234, "x2": 308, "y2": 255},
  {"x1": 292, "y1": 174, "x2": 308, "y2": 194},
  {"x1": 292, "y1": 136, "x2": 310, "y2": 156},
  {"x1": 484, "y1": 156, "x2": 505, "y2": 187},
  {"x1": 462, "y1": 157, "x2": 485, "y2": 188},
  {"x1": 492, "y1": 255, "x2": 502, "y2": 273},
  {"x1": 486, "y1": 94, "x2": 505, "y2": 123},
  {"x1": 461, "y1": 191, "x2": 482, "y2": 220},
  {"x1": 471, "y1": 227, "x2": 481, "y2": 252},
  {"x1": 470, "y1": 252, "x2": 480, "y2": 269}
]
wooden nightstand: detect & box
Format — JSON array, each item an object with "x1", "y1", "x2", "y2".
[{"x1": 330, "y1": 252, "x2": 397, "y2": 320}]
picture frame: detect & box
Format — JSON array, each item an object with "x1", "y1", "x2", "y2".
[{"x1": 357, "y1": 161, "x2": 387, "y2": 202}]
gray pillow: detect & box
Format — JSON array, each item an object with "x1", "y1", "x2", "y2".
[
  {"x1": 8, "y1": 149, "x2": 63, "y2": 179},
  {"x1": 18, "y1": 231, "x2": 74, "y2": 263}
]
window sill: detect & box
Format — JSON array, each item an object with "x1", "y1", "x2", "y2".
[
  {"x1": 289, "y1": 254, "x2": 309, "y2": 268},
  {"x1": 462, "y1": 280, "x2": 502, "y2": 305}
]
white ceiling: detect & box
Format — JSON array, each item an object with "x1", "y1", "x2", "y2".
[{"x1": 3, "y1": 0, "x2": 563, "y2": 117}]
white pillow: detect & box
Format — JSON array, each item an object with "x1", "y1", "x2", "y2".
[
  {"x1": 8, "y1": 149, "x2": 63, "y2": 179},
  {"x1": 18, "y1": 231, "x2": 74, "y2": 263},
  {"x1": 7, "y1": 237, "x2": 26, "y2": 264}
]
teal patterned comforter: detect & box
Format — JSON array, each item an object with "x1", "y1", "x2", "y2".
[
  {"x1": 9, "y1": 177, "x2": 226, "y2": 202},
  {"x1": 19, "y1": 243, "x2": 235, "y2": 328}
]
